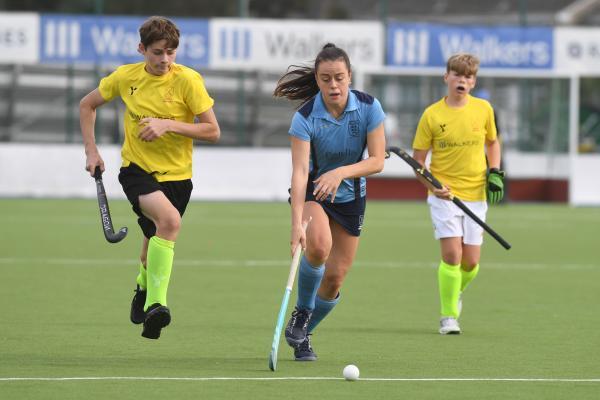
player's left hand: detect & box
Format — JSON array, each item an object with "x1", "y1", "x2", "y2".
[
  {"x1": 138, "y1": 118, "x2": 170, "y2": 141},
  {"x1": 487, "y1": 168, "x2": 505, "y2": 204},
  {"x1": 313, "y1": 169, "x2": 343, "y2": 202}
]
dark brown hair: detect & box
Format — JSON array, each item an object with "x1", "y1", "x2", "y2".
[
  {"x1": 273, "y1": 43, "x2": 351, "y2": 106},
  {"x1": 139, "y1": 16, "x2": 180, "y2": 49}
]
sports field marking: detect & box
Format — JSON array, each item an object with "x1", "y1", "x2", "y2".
[
  {"x1": 1, "y1": 376, "x2": 599, "y2": 382},
  {"x1": 0, "y1": 257, "x2": 596, "y2": 270}
]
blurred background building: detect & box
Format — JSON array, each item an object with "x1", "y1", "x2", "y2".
[
  {"x1": 3, "y1": 0, "x2": 600, "y2": 24},
  {"x1": 1, "y1": 0, "x2": 600, "y2": 204}
]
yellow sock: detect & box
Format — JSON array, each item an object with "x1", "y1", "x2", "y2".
[
  {"x1": 144, "y1": 236, "x2": 175, "y2": 311},
  {"x1": 438, "y1": 261, "x2": 461, "y2": 318},
  {"x1": 460, "y1": 264, "x2": 479, "y2": 292},
  {"x1": 136, "y1": 263, "x2": 147, "y2": 290}
]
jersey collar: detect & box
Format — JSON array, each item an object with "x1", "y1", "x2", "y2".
[{"x1": 313, "y1": 90, "x2": 358, "y2": 123}]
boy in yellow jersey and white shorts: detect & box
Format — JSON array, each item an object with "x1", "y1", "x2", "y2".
[
  {"x1": 412, "y1": 53, "x2": 505, "y2": 335},
  {"x1": 80, "y1": 16, "x2": 220, "y2": 339}
]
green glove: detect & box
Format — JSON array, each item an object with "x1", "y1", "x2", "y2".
[{"x1": 487, "y1": 168, "x2": 505, "y2": 204}]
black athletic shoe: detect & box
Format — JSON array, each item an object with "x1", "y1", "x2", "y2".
[
  {"x1": 130, "y1": 285, "x2": 146, "y2": 325},
  {"x1": 141, "y1": 303, "x2": 171, "y2": 340},
  {"x1": 294, "y1": 334, "x2": 317, "y2": 361},
  {"x1": 285, "y1": 306, "x2": 312, "y2": 346}
]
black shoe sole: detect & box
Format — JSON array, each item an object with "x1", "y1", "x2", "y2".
[
  {"x1": 294, "y1": 354, "x2": 317, "y2": 361},
  {"x1": 141, "y1": 306, "x2": 171, "y2": 339}
]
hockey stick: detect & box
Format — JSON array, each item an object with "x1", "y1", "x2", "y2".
[
  {"x1": 268, "y1": 218, "x2": 311, "y2": 371},
  {"x1": 385, "y1": 146, "x2": 511, "y2": 250},
  {"x1": 93, "y1": 167, "x2": 128, "y2": 244}
]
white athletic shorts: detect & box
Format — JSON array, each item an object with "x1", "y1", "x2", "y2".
[{"x1": 427, "y1": 195, "x2": 488, "y2": 245}]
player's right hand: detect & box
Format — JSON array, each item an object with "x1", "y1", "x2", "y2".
[
  {"x1": 85, "y1": 151, "x2": 105, "y2": 177},
  {"x1": 290, "y1": 224, "x2": 306, "y2": 256},
  {"x1": 432, "y1": 185, "x2": 452, "y2": 200}
]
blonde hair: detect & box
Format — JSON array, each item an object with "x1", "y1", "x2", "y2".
[{"x1": 446, "y1": 53, "x2": 480, "y2": 76}]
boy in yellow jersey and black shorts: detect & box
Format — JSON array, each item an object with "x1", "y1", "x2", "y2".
[
  {"x1": 412, "y1": 53, "x2": 504, "y2": 335},
  {"x1": 80, "y1": 16, "x2": 220, "y2": 339}
]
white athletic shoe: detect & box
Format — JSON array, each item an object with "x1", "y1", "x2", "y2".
[{"x1": 439, "y1": 317, "x2": 461, "y2": 335}]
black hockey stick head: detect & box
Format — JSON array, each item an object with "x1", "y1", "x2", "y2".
[
  {"x1": 103, "y1": 224, "x2": 128, "y2": 244},
  {"x1": 93, "y1": 167, "x2": 128, "y2": 244},
  {"x1": 385, "y1": 146, "x2": 421, "y2": 169}
]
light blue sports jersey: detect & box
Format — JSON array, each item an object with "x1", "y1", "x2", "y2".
[{"x1": 289, "y1": 90, "x2": 385, "y2": 203}]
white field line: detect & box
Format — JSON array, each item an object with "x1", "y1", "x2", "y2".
[
  {"x1": 0, "y1": 376, "x2": 599, "y2": 383},
  {"x1": 0, "y1": 257, "x2": 597, "y2": 270}
]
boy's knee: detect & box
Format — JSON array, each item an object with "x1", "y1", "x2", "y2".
[{"x1": 157, "y1": 212, "x2": 181, "y2": 235}]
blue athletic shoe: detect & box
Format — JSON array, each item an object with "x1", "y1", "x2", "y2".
[
  {"x1": 285, "y1": 307, "x2": 312, "y2": 346},
  {"x1": 294, "y1": 334, "x2": 317, "y2": 361}
]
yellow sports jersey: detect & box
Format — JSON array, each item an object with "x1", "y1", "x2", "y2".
[
  {"x1": 98, "y1": 62, "x2": 214, "y2": 181},
  {"x1": 412, "y1": 95, "x2": 497, "y2": 201}
]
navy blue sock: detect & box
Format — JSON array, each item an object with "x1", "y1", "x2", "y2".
[
  {"x1": 307, "y1": 293, "x2": 340, "y2": 333},
  {"x1": 296, "y1": 256, "x2": 325, "y2": 311}
]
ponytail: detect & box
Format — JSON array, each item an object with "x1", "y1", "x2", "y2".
[
  {"x1": 273, "y1": 43, "x2": 351, "y2": 108},
  {"x1": 273, "y1": 65, "x2": 319, "y2": 106}
]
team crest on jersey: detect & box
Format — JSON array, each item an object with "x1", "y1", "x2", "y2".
[
  {"x1": 163, "y1": 87, "x2": 175, "y2": 102},
  {"x1": 348, "y1": 120, "x2": 359, "y2": 137}
]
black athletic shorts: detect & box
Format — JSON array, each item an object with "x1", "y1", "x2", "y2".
[
  {"x1": 302, "y1": 177, "x2": 366, "y2": 237},
  {"x1": 118, "y1": 163, "x2": 193, "y2": 239}
]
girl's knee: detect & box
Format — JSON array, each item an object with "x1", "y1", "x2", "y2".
[{"x1": 306, "y1": 242, "x2": 331, "y2": 265}]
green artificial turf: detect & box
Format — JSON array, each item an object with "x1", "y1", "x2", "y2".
[{"x1": 1, "y1": 199, "x2": 598, "y2": 399}]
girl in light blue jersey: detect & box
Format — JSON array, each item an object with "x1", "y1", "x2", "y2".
[{"x1": 273, "y1": 43, "x2": 386, "y2": 361}]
